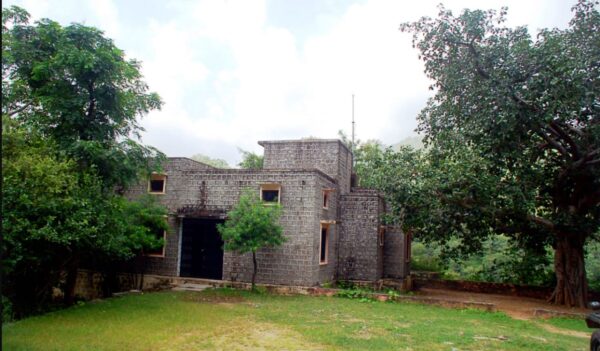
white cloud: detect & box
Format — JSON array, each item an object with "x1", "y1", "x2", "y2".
[
  {"x1": 86, "y1": 0, "x2": 120, "y2": 39},
  {"x1": 4, "y1": 0, "x2": 577, "y2": 164}
]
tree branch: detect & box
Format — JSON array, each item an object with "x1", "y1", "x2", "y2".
[
  {"x1": 527, "y1": 214, "x2": 555, "y2": 230},
  {"x1": 7, "y1": 102, "x2": 32, "y2": 117},
  {"x1": 549, "y1": 121, "x2": 579, "y2": 158},
  {"x1": 537, "y1": 130, "x2": 569, "y2": 158},
  {"x1": 572, "y1": 148, "x2": 599, "y2": 169},
  {"x1": 565, "y1": 123, "x2": 584, "y2": 137}
]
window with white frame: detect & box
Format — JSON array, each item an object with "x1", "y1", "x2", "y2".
[
  {"x1": 260, "y1": 184, "x2": 280, "y2": 204},
  {"x1": 148, "y1": 173, "x2": 167, "y2": 194}
]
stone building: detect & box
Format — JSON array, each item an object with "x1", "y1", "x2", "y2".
[{"x1": 127, "y1": 139, "x2": 410, "y2": 286}]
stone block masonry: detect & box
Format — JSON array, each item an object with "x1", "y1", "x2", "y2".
[
  {"x1": 384, "y1": 227, "x2": 410, "y2": 278},
  {"x1": 338, "y1": 188, "x2": 385, "y2": 281},
  {"x1": 123, "y1": 139, "x2": 409, "y2": 288},
  {"x1": 128, "y1": 160, "x2": 339, "y2": 286},
  {"x1": 260, "y1": 139, "x2": 353, "y2": 194}
]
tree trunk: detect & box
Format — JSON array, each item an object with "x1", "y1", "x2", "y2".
[
  {"x1": 252, "y1": 251, "x2": 257, "y2": 291},
  {"x1": 63, "y1": 255, "x2": 80, "y2": 306},
  {"x1": 548, "y1": 233, "x2": 588, "y2": 307}
]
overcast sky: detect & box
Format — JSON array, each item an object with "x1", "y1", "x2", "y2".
[{"x1": 5, "y1": 0, "x2": 576, "y2": 165}]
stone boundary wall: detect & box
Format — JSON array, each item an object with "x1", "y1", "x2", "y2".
[
  {"x1": 75, "y1": 270, "x2": 495, "y2": 313},
  {"x1": 383, "y1": 227, "x2": 408, "y2": 278},
  {"x1": 414, "y1": 277, "x2": 600, "y2": 301}
]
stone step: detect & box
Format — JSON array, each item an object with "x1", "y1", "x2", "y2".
[{"x1": 171, "y1": 283, "x2": 211, "y2": 292}]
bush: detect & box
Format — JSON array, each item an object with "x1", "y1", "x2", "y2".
[
  {"x1": 413, "y1": 236, "x2": 557, "y2": 287},
  {"x1": 587, "y1": 241, "x2": 600, "y2": 292}
]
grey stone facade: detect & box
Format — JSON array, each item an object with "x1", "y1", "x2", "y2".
[
  {"x1": 126, "y1": 139, "x2": 409, "y2": 286},
  {"x1": 338, "y1": 189, "x2": 385, "y2": 281}
]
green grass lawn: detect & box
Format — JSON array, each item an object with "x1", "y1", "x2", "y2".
[{"x1": 2, "y1": 289, "x2": 590, "y2": 351}]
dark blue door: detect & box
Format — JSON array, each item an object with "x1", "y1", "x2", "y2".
[{"x1": 180, "y1": 218, "x2": 224, "y2": 279}]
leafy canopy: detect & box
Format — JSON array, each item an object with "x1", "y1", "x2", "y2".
[
  {"x1": 217, "y1": 190, "x2": 285, "y2": 253},
  {"x1": 237, "y1": 149, "x2": 264, "y2": 169},
  {"x1": 399, "y1": 0, "x2": 599, "y2": 306},
  {"x1": 2, "y1": 5, "x2": 164, "y2": 189},
  {"x1": 2, "y1": 6, "x2": 168, "y2": 317}
]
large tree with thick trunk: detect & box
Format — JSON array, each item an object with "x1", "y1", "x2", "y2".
[{"x1": 400, "y1": 1, "x2": 600, "y2": 307}]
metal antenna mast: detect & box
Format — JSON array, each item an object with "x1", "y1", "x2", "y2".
[{"x1": 351, "y1": 94, "x2": 355, "y2": 148}]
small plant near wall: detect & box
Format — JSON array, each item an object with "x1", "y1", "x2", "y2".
[{"x1": 217, "y1": 189, "x2": 285, "y2": 290}]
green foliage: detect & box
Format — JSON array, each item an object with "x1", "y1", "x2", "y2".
[
  {"x1": 2, "y1": 118, "x2": 168, "y2": 316},
  {"x1": 410, "y1": 241, "x2": 443, "y2": 272},
  {"x1": 410, "y1": 236, "x2": 600, "y2": 289},
  {"x1": 335, "y1": 288, "x2": 375, "y2": 303},
  {"x1": 217, "y1": 190, "x2": 284, "y2": 288},
  {"x1": 217, "y1": 190, "x2": 284, "y2": 253},
  {"x1": 399, "y1": 1, "x2": 600, "y2": 306},
  {"x1": 2, "y1": 6, "x2": 165, "y2": 189},
  {"x1": 442, "y1": 237, "x2": 555, "y2": 286},
  {"x1": 2, "y1": 6, "x2": 167, "y2": 316},
  {"x1": 2, "y1": 295, "x2": 14, "y2": 323},
  {"x1": 190, "y1": 153, "x2": 230, "y2": 168},
  {"x1": 353, "y1": 143, "x2": 436, "y2": 234},
  {"x1": 586, "y1": 240, "x2": 600, "y2": 291},
  {"x1": 337, "y1": 130, "x2": 360, "y2": 152},
  {"x1": 237, "y1": 149, "x2": 263, "y2": 169}
]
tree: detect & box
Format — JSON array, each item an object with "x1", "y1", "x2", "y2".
[
  {"x1": 2, "y1": 117, "x2": 168, "y2": 317},
  {"x1": 238, "y1": 149, "x2": 264, "y2": 169},
  {"x1": 2, "y1": 6, "x2": 164, "y2": 190},
  {"x1": 2, "y1": 6, "x2": 167, "y2": 315},
  {"x1": 191, "y1": 153, "x2": 230, "y2": 168},
  {"x1": 400, "y1": 1, "x2": 600, "y2": 307},
  {"x1": 354, "y1": 143, "x2": 438, "y2": 236},
  {"x1": 337, "y1": 130, "x2": 361, "y2": 153},
  {"x1": 217, "y1": 190, "x2": 285, "y2": 289}
]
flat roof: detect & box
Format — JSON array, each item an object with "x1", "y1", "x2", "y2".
[{"x1": 258, "y1": 139, "x2": 352, "y2": 154}]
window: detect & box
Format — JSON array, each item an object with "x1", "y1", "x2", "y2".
[
  {"x1": 260, "y1": 184, "x2": 280, "y2": 204},
  {"x1": 319, "y1": 223, "x2": 330, "y2": 264},
  {"x1": 378, "y1": 226, "x2": 385, "y2": 247},
  {"x1": 322, "y1": 189, "x2": 334, "y2": 209},
  {"x1": 148, "y1": 173, "x2": 166, "y2": 194},
  {"x1": 145, "y1": 226, "x2": 166, "y2": 257}
]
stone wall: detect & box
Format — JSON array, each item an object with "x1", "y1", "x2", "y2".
[
  {"x1": 315, "y1": 175, "x2": 339, "y2": 284},
  {"x1": 121, "y1": 139, "x2": 405, "y2": 287},
  {"x1": 383, "y1": 227, "x2": 409, "y2": 278},
  {"x1": 260, "y1": 139, "x2": 352, "y2": 194},
  {"x1": 126, "y1": 161, "x2": 338, "y2": 287},
  {"x1": 338, "y1": 189, "x2": 384, "y2": 281}
]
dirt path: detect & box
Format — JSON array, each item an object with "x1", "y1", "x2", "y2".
[
  {"x1": 536, "y1": 323, "x2": 590, "y2": 338},
  {"x1": 416, "y1": 287, "x2": 590, "y2": 320}
]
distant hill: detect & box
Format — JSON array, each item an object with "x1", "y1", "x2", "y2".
[{"x1": 392, "y1": 135, "x2": 424, "y2": 150}]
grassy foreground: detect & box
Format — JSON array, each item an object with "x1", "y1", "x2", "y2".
[{"x1": 3, "y1": 289, "x2": 589, "y2": 351}]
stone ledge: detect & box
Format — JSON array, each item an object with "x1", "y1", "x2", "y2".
[{"x1": 533, "y1": 308, "x2": 586, "y2": 319}]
